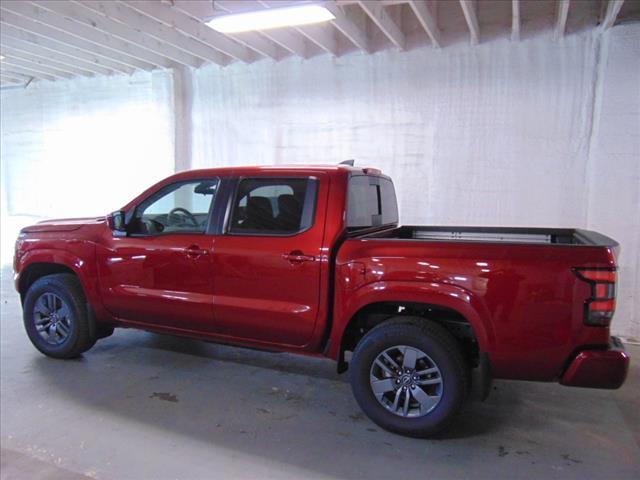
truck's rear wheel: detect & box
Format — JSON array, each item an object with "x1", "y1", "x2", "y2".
[
  {"x1": 23, "y1": 274, "x2": 95, "y2": 359},
  {"x1": 349, "y1": 318, "x2": 468, "y2": 437}
]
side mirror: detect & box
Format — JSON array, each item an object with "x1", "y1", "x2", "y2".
[{"x1": 107, "y1": 211, "x2": 127, "y2": 236}]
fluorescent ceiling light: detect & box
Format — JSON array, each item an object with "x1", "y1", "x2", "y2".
[{"x1": 206, "y1": 4, "x2": 335, "y2": 34}]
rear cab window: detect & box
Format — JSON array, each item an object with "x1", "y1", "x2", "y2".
[{"x1": 347, "y1": 175, "x2": 399, "y2": 231}]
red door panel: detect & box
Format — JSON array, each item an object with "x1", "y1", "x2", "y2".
[
  {"x1": 211, "y1": 175, "x2": 328, "y2": 347},
  {"x1": 97, "y1": 234, "x2": 215, "y2": 331},
  {"x1": 212, "y1": 236, "x2": 321, "y2": 345}
]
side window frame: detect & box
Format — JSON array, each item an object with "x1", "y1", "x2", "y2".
[
  {"x1": 127, "y1": 177, "x2": 220, "y2": 237},
  {"x1": 223, "y1": 176, "x2": 319, "y2": 237}
]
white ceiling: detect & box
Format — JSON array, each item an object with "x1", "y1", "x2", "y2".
[{"x1": 0, "y1": 0, "x2": 638, "y2": 88}]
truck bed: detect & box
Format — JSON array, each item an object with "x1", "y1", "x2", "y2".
[{"x1": 360, "y1": 226, "x2": 618, "y2": 247}]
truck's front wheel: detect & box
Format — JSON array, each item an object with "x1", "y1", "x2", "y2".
[
  {"x1": 23, "y1": 274, "x2": 96, "y2": 359},
  {"x1": 349, "y1": 318, "x2": 468, "y2": 437}
]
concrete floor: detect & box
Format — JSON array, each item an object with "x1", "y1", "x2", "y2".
[{"x1": 1, "y1": 266, "x2": 638, "y2": 480}]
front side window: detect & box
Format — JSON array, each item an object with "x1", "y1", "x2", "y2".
[
  {"x1": 229, "y1": 177, "x2": 317, "y2": 235},
  {"x1": 129, "y1": 179, "x2": 219, "y2": 235}
]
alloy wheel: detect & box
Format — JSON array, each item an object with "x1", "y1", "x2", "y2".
[
  {"x1": 33, "y1": 293, "x2": 73, "y2": 345},
  {"x1": 369, "y1": 345, "x2": 443, "y2": 418}
]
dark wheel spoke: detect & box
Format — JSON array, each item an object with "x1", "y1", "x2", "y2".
[
  {"x1": 58, "y1": 306, "x2": 71, "y2": 321},
  {"x1": 48, "y1": 324, "x2": 58, "y2": 338},
  {"x1": 417, "y1": 378, "x2": 441, "y2": 386},
  {"x1": 35, "y1": 297, "x2": 51, "y2": 316},
  {"x1": 54, "y1": 294, "x2": 62, "y2": 313},
  {"x1": 371, "y1": 378, "x2": 396, "y2": 396},
  {"x1": 56, "y1": 320, "x2": 69, "y2": 337},
  {"x1": 41, "y1": 294, "x2": 50, "y2": 312},
  {"x1": 411, "y1": 387, "x2": 441, "y2": 414},
  {"x1": 402, "y1": 389, "x2": 411, "y2": 416},
  {"x1": 402, "y1": 347, "x2": 418, "y2": 370},
  {"x1": 374, "y1": 359, "x2": 395, "y2": 377},
  {"x1": 44, "y1": 293, "x2": 55, "y2": 313},
  {"x1": 391, "y1": 388, "x2": 402, "y2": 412},
  {"x1": 382, "y1": 352, "x2": 401, "y2": 371},
  {"x1": 36, "y1": 321, "x2": 50, "y2": 332}
]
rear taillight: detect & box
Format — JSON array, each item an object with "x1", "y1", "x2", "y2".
[{"x1": 573, "y1": 268, "x2": 617, "y2": 326}]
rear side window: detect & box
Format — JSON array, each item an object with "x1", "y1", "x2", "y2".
[
  {"x1": 228, "y1": 177, "x2": 317, "y2": 235},
  {"x1": 347, "y1": 175, "x2": 398, "y2": 229}
]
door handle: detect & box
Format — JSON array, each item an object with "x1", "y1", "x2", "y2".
[
  {"x1": 282, "y1": 251, "x2": 316, "y2": 264},
  {"x1": 185, "y1": 245, "x2": 208, "y2": 258}
]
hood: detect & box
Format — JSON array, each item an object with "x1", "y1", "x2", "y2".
[{"x1": 20, "y1": 217, "x2": 106, "y2": 234}]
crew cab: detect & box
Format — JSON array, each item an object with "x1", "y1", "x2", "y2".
[{"x1": 14, "y1": 164, "x2": 630, "y2": 437}]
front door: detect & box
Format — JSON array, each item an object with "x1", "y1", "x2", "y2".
[
  {"x1": 212, "y1": 175, "x2": 326, "y2": 346},
  {"x1": 97, "y1": 178, "x2": 219, "y2": 332}
]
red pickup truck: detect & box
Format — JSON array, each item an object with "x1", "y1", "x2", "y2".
[{"x1": 14, "y1": 164, "x2": 629, "y2": 437}]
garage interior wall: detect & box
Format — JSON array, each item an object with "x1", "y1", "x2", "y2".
[
  {"x1": 1, "y1": 25, "x2": 638, "y2": 340},
  {"x1": 0, "y1": 70, "x2": 175, "y2": 261},
  {"x1": 191, "y1": 24, "x2": 639, "y2": 340}
]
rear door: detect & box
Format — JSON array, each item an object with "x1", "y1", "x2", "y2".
[{"x1": 212, "y1": 174, "x2": 327, "y2": 346}]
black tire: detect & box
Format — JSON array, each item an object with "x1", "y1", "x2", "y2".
[
  {"x1": 23, "y1": 273, "x2": 96, "y2": 359},
  {"x1": 349, "y1": 317, "x2": 468, "y2": 438}
]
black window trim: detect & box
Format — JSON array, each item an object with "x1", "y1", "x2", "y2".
[
  {"x1": 223, "y1": 175, "x2": 319, "y2": 238},
  {"x1": 126, "y1": 177, "x2": 221, "y2": 237}
]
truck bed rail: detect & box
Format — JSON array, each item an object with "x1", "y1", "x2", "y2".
[{"x1": 362, "y1": 226, "x2": 618, "y2": 247}]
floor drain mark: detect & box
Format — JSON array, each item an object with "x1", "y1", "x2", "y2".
[
  {"x1": 561, "y1": 454, "x2": 582, "y2": 464},
  {"x1": 150, "y1": 392, "x2": 179, "y2": 403}
]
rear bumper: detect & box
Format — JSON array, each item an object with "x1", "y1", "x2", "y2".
[{"x1": 560, "y1": 337, "x2": 630, "y2": 389}]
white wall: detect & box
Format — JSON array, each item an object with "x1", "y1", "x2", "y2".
[
  {"x1": 586, "y1": 25, "x2": 640, "y2": 341},
  {"x1": 1, "y1": 25, "x2": 637, "y2": 339},
  {"x1": 0, "y1": 70, "x2": 175, "y2": 263},
  {"x1": 191, "y1": 25, "x2": 640, "y2": 340}
]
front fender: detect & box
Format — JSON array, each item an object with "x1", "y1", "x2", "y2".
[
  {"x1": 329, "y1": 280, "x2": 495, "y2": 359},
  {"x1": 16, "y1": 245, "x2": 106, "y2": 319}
]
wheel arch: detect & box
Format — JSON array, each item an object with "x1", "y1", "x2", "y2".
[
  {"x1": 16, "y1": 249, "x2": 101, "y2": 313},
  {"x1": 18, "y1": 262, "x2": 76, "y2": 301},
  {"x1": 330, "y1": 281, "x2": 495, "y2": 372}
]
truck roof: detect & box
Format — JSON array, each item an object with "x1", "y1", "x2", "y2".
[
  {"x1": 168, "y1": 164, "x2": 380, "y2": 180},
  {"x1": 123, "y1": 163, "x2": 388, "y2": 212}
]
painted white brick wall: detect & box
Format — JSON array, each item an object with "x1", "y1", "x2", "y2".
[
  {"x1": 191, "y1": 25, "x2": 639, "y2": 339},
  {"x1": 585, "y1": 25, "x2": 640, "y2": 341},
  {"x1": 1, "y1": 25, "x2": 637, "y2": 339},
  {"x1": 0, "y1": 70, "x2": 175, "y2": 263}
]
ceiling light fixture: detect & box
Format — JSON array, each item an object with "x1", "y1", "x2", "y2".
[{"x1": 206, "y1": 4, "x2": 335, "y2": 34}]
